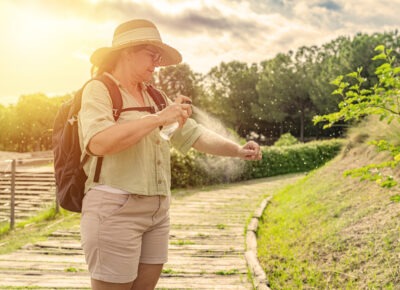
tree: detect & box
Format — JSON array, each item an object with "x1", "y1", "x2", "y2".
[
  {"x1": 254, "y1": 53, "x2": 292, "y2": 137},
  {"x1": 310, "y1": 32, "x2": 400, "y2": 115},
  {"x1": 256, "y1": 50, "x2": 315, "y2": 142},
  {"x1": 203, "y1": 61, "x2": 260, "y2": 136},
  {"x1": 1, "y1": 94, "x2": 69, "y2": 152},
  {"x1": 154, "y1": 63, "x2": 204, "y2": 105}
]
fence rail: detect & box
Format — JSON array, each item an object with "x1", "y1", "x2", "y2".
[{"x1": 0, "y1": 158, "x2": 55, "y2": 230}]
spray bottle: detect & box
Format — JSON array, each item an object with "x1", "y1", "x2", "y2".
[{"x1": 159, "y1": 100, "x2": 192, "y2": 140}]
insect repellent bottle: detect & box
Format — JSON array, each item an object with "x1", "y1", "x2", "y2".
[{"x1": 159, "y1": 100, "x2": 192, "y2": 140}]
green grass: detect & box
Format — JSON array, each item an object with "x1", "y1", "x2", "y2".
[
  {"x1": 0, "y1": 205, "x2": 59, "y2": 237},
  {"x1": 64, "y1": 267, "x2": 79, "y2": 272},
  {"x1": 170, "y1": 239, "x2": 195, "y2": 246},
  {"x1": 215, "y1": 268, "x2": 239, "y2": 275},
  {"x1": 162, "y1": 268, "x2": 181, "y2": 275},
  {"x1": 257, "y1": 163, "x2": 400, "y2": 289},
  {"x1": 216, "y1": 223, "x2": 226, "y2": 230},
  {"x1": 0, "y1": 207, "x2": 80, "y2": 255}
]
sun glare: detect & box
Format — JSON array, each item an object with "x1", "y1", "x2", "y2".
[{"x1": 11, "y1": 8, "x2": 58, "y2": 58}]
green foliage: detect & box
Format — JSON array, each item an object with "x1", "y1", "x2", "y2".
[
  {"x1": 314, "y1": 46, "x2": 400, "y2": 127},
  {"x1": 65, "y1": 267, "x2": 79, "y2": 273},
  {"x1": 273, "y1": 133, "x2": 299, "y2": 147},
  {"x1": 203, "y1": 61, "x2": 260, "y2": 135},
  {"x1": 314, "y1": 45, "x2": 400, "y2": 190},
  {"x1": 170, "y1": 239, "x2": 195, "y2": 245},
  {"x1": 257, "y1": 167, "x2": 399, "y2": 288},
  {"x1": 343, "y1": 139, "x2": 400, "y2": 189},
  {"x1": 256, "y1": 48, "x2": 316, "y2": 141},
  {"x1": 0, "y1": 206, "x2": 58, "y2": 238},
  {"x1": 246, "y1": 140, "x2": 343, "y2": 179},
  {"x1": 0, "y1": 207, "x2": 78, "y2": 255},
  {"x1": 390, "y1": 194, "x2": 400, "y2": 202},
  {"x1": 216, "y1": 224, "x2": 226, "y2": 230},
  {"x1": 155, "y1": 63, "x2": 204, "y2": 105},
  {"x1": 170, "y1": 139, "x2": 343, "y2": 188},
  {"x1": 215, "y1": 269, "x2": 239, "y2": 275},
  {"x1": 0, "y1": 93, "x2": 70, "y2": 152}
]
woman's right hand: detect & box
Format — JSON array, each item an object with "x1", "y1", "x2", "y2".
[{"x1": 157, "y1": 95, "x2": 192, "y2": 127}]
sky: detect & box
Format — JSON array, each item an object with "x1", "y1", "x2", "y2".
[{"x1": 0, "y1": 0, "x2": 400, "y2": 105}]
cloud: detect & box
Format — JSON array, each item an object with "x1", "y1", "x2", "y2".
[
  {"x1": 317, "y1": 1, "x2": 342, "y2": 11},
  {"x1": 1, "y1": 0, "x2": 400, "y2": 102}
]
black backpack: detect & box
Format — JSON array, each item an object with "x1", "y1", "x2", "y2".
[{"x1": 52, "y1": 74, "x2": 166, "y2": 212}]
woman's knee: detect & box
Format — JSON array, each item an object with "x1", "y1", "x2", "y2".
[{"x1": 131, "y1": 263, "x2": 163, "y2": 290}]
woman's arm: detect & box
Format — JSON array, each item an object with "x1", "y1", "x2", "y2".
[
  {"x1": 88, "y1": 102, "x2": 191, "y2": 156},
  {"x1": 192, "y1": 129, "x2": 262, "y2": 160}
]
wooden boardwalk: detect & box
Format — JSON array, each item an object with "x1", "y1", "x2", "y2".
[{"x1": 0, "y1": 174, "x2": 302, "y2": 289}]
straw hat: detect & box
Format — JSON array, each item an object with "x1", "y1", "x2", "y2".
[{"x1": 90, "y1": 19, "x2": 182, "y2": 67}]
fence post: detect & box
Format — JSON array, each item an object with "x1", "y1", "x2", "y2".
[
  {"x1": 10, "y1": 159, "x2": 16, "y2": 230},
  {"x1": 55, "y1": 191, "x2": 59, "y2": 213}
]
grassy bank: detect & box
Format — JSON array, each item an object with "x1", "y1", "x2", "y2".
[{"x1": 257, "y1": 119, "x2": 400, "y2": 289}]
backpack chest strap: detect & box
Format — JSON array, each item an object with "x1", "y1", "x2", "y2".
[{"x1": 122, "y1": 106, "x2": 156, "y2": 114}]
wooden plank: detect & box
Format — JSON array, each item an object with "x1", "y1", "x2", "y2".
[
  {"x1": 0, "y1": 191, "x2": 54, "y2": 196},
  {"x1": 0, "y1": 174, "x2": 304, "y2": 289}
]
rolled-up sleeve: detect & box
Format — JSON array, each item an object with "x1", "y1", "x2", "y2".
[
  {"x1": 171, "y1": 118, "x2": 204, "y2": 154},
  {"x1": 158, "y1": 91, "x2": 204, "y2": 154},
  {"x1": 78, "y1": 80, "x2": 115, "y2": 155}
]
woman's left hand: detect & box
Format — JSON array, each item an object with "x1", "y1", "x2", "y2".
[
  {"x1": 237, "y1": 141, "x2": 262, "y2": 160},
  {"x1": 175, "y1": 94, "x2": 193, "y2": 116}
]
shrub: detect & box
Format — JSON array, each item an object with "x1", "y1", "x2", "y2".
[
  {"x1": 170, "y1": 139, "x2": 343, "y2": 188},
  {"x1": 273, "y1": 133, "x2": 299, "y2": 147}
]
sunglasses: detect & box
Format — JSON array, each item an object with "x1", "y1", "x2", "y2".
[{"x1": 143, "y1": 48, "x2": 162, "y2": 65}]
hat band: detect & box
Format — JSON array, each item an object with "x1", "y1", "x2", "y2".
[{"x1": 112, "y1": 27, "x2": 162, "y2": 47}]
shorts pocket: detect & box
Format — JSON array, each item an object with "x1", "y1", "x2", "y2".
[
  {"x1": 81, "y1": 190, "x2": 103, "y2": 217},
  {"x1": 99, "y1": 192, "x2": 130, "y2": 223}
]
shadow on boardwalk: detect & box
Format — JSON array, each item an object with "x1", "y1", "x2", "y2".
[{"x1": 0, "y1": 173, "x2": 303, "y2": 289}]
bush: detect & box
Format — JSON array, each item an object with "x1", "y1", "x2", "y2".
[
  {"x1": 273, "y1": 133, "x2": 299, "y2": 147},
  {"x1": 170, "y1": 139, "x2": 343, "y2": 188}
]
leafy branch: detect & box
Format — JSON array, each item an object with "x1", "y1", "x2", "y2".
[
  {"x1": 313, "y1": 45, "x2": 400, "y2": 128},
  {"x1": 313, "y1": 45, "x2": 400, "y2": 195}
]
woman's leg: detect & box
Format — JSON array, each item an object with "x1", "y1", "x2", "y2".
[
  {"x1": 131, "y1": 263, "x2": 164, "y2": 290},
  {"x1": 91, "y1": 279, "x2": 133, "y2": 290}
]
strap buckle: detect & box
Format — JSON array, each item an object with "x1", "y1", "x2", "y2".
[
  {"x1": 112, "y1": 109, "x2": 120, "y2": 117},
  {"x1": 67, "y1": 115, "x2": 77, "y2": 125}
]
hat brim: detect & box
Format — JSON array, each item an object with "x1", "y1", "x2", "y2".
[{"x1": 90, "y1": 40, "x2": 182, "y2": 67}]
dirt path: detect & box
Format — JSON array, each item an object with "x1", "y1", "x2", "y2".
[{"x1": 0, "y1": 174, "x2": 303, "y2": 289}]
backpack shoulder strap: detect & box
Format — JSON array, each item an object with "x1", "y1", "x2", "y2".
[
  {"x1": 95, "y1": 74, "x2": 123, "y2": 121},
  {"x1": 146, "y1": 84, "x2": 167, "y2": 111},
  {"x1": 85, "y1": 74, "x2": 123, "y2": 182}
]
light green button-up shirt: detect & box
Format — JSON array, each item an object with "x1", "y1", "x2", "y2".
[{"x1": 78, "y1": 73, "x2": 204, "y2": 196}]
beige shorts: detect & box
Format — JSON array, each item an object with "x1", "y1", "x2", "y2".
[{"x1": 80, "y1": 189, "x2": 170, "y2": 283}]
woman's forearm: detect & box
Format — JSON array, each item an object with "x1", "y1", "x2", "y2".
[
  {"x1": 192, "y1": 130, "x2": 241, "y2": 157},
  {"x1": 193, "y1": 129, "x2": 262, "y2": 161},
  {"x1": 88, "y1": 115, "x2": 163, "y2": 156}
]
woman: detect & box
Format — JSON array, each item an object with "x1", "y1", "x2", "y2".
[{"x1": 79, "y1": 19, "x2": 262, "y2": 290}]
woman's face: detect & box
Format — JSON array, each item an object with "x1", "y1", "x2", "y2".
[{"x1": 127, "y1": 45, "x2": 162, "y2": 82}]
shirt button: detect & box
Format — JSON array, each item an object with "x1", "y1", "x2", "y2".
[
  {"x1": 158, "y1": 180, "x2": 162, "y2": 184},
  {"x1": 157, "y1": 160, "x2": 162, "y2": 165},
  {"x1": 156, "y1": 140, "x2": 161, "y2": 145}
]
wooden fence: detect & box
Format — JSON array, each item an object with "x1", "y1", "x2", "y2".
[{"x1": 0, "y1": 158, "x2": 55, "y2": 229}]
